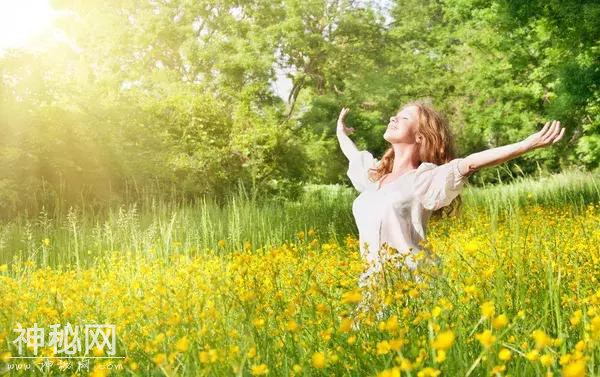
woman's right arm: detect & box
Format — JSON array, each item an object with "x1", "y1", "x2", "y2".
[{"x1": 336, "y1": 107, "x2": 360, "y2": 161}]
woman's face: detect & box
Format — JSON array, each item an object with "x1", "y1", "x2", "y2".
[{"x1": 384, "y1": 105, "x2": 419, "y2": 144}]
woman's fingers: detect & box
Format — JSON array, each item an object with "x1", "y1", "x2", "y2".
[
  {"x1": 539, "y1": 121, "x2": 550, "y2": 138},
  {"x1": 547, "y1": 121, "x2": 562, "y2": 143},
  {"x1": 552, "y1": 127, "x2": 566, "y2": 144}
]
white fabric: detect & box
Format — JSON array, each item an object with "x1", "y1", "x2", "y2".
[{"x1": 346, "y1": 150, "x2": 468, "y2": 286}]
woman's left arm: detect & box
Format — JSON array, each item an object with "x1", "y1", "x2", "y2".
[{"x1": 458, "y1": 120, "x2": 566, "y2": 176}]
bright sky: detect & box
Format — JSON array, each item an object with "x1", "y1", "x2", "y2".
[{"x1": 0, "y1": 0, "x2": 61, "y2": 53}]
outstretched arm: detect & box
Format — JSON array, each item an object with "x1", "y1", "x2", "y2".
[
  {"x1": 336, "y1": 107, "x2": 360, "y2": 161},
  {"x1": 458, "y1": 120, "x2": 566, "y2": 176}
]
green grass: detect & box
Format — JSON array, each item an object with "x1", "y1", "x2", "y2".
[{"x1": 1, "y1": 170, "x2": 599, "y2": 268}]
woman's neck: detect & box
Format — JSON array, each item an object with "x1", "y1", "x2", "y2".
[{"x1": 391, "y1": 143, "x2": 420, "y2": 174}]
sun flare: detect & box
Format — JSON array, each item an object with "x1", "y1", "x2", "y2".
[{"x1": 0, "y1": 0, "x2": 59, "y2": 52}]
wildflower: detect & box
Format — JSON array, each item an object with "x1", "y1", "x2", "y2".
[
  {"x1": 431, "y1": 330, "x2": 455, "y2": 351},
  {"x1": 417, "y1": 367, "x2": 441, "y2": 377},
  {"x1": 153, "y1": 353, "x2": 166, "y2": 365},
  {"x1": 562, "y1": 360, "x2": 586, "y2": 377},
  {"x1": 434, "y1": 350, "x2": 446, "y2": 363},
  {"x1": 341, "y1": 289, "x2": 363, "y2": 304},
  {"x1": 525, "y1": 350, "x2": 539, "y2": 361},
  {"x1": 492, "y1": 314, "x2": 509, "y2": 329},
  {"x1": 480, "y1": 301, "x2": 495, "y2": 319},
  {"x1": 569, "y1": 310, "x2": 582, "y2": 326},
  {"x1": 293, "y1": 364, "x2": 302, "y2": 373},
  {"x1": 175, "y1": 336, "x2": 189, "y2": 352},
  {"x1": 376, "y1": 341, "x2": 391, "y2": 355},
  {"x1": 590, "y1": 316, "x2": 600, "y2": 339},
  {"x1": 385, "y1": 315, "x2": 398, "y2": 332},
  {"x1": 377, "y1": 367, "x2": 401, "y2": 377},
  {"x1": 312, "y1": 351, "x2": 326, "y2": 369},
  {"x1": 396, "y1": 356, "x2": 412, "y2": 371},
  {"x1": 475, "y1": 330, "x2": 496, "y2": 348},
  {"x1": 389, "y1": 338, "x2": 405, "y2": 351},
  {"x1": 540, "y1": 353, "x2": 553, "y2": 367},
  {"x1": 491, "y1": 365, "x2": 506, "y2": 374},
  {"x1": 251, "y1": 363, "x2": 269, "y2": 375},
  {"x1": 532, "y1": 330, "x2": 553, "y2": 349},
  {"x1": 0, "y1": 264, "x2": 7, "y2": 273},
  {"x1": 347, "y1": 335, "x2": 357, "y2": 345},
  {"x1": 286, "y1": 320, "x2": 299, "y2": 332},
  {"x1": 498, "y1": 348, "x2": 512, "y2": 361},
  {"x1": 339, "y1": 317, "x2": 353, "y2": 333},
  {"x1": 217, "y1": 239, "x2": 226, "y2": 248}
]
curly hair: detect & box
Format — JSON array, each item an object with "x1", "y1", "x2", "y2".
[{"x1": 369, "y1": 99, "x2": 463, "y2": 218}]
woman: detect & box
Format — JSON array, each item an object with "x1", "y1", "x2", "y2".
[{"x1": 336, "y1": 100, "x2": 566, "y2": 291}]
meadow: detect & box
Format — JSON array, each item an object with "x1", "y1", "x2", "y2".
[{"x1": 1, "y1": 169, "x2": 600, "y2": 377}]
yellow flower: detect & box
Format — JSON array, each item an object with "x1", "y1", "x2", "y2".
[
  {"x1": 341, "y1": 289, "x2": 363, "y2": 304},
  {"x1": 491, "y1": 365, "x2": 506, "y2": 374},
  {"x1": 251, "y1": 363, "x2": 269, "y2": 375},
  {"x1": 492, "y1": 314, "x2": 509, "y2": 329},
  {"x1": 383, "y1": 315, "x2": 397, "y2": 331},
  {"x1": 292, "y1": 364, "x2": 302, "y2": 373},
  {"x1": 0, "y1": 264, "x2": 7, "y2": 273},
  {"x1": 431, "y1": 330, "x2": 455, "y2": 351},
  {"x1": 396, "y1": 356, "x2": 412, "y2": 371},
  {"x1": 532, "y1": 330, "x2": 553, "y2": 349},
  {"x1": 525, "y1": 350, "x2": 540, "y2": 361},
  {"x1": 562, "y1": 360, "x2": 586, "y2": 377},
  {"x1": 480, "y1": 301, "x2": 495, "y2": 319},
  {"x1": 199, "y1": 349, "x2": 218, "y2": 363},
  {"x1": 475, "y1": 330, "x2": 496, "y2": 348},
  {"x1": 347, "y1": 335, "x2": 357, "y2": 345},
  {"x1": 376, "y1": 341, "x2": 391, "y2": 355},
  {"x1": 286, "y1": 320, "x2": 299, "y2": 332},
  {"x1": 464, "y1": 285, "x2": 478, "y2": 295},
  {"x1": 569, "y1": 310, "x2": 582, "y2": 326},
  {"x1": 153, "y1": 353, "x2": 166, "y2": 365},
  {"x1": 389, "y1": 338, "x2": 405, "y2": 351},
  {"x1": 312, "y1": 351, "x2": 326, "y2": 369},
  {"x1": 217, "y1": 239, "x2": 226, "y2": 248},
  {"x1": 42, "y1": 238, "x2": 50, "y2": 246},
  {"x1": 175, "y1": 336, "x2": 189, "y2": 352},
  {"x1": 377, "y1": 367, "x2": 401, "y2": 377},
  {"x1": 434, "y1": 350, "x2": 446, "y2": 363},
  {"x1": 252, "y1": 318, "x2": 265, "y2": 328},
  {"x1": 339, "y1": 317, "x2": 353, "y2": 333},
  {"x1": 0, "y1": 352, "x2": 11, "y2": 362},
  {"x1": 417, "y1": 367, "x2": 441, "y2": 377},
  {"x1": 247, "y1": 347, "x2": 257, "y2": 358},
  {"x1": 590, "y1": 316, "x2": 600, "y2": 339},
  {"x1": 540, "y1": 353, "x2": 553, "y2": 367},
  {"x1": 498, "y1": 348, "x2": 512, "y2": 361}
]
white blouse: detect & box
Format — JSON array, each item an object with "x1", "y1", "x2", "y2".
[{"x1": 347, "y1": 150, "x2": 469, "y2": 286}]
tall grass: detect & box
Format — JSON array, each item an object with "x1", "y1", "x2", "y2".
[{"x1": 0, "y1": 170, "x2": 598, "y2": 268}]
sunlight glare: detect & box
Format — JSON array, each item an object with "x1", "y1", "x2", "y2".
[{"x1": 0, "y1": 0, "x2": 59, "y2": 52}]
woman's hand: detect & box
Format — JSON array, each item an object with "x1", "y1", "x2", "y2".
[
  {"x1": 337, "y1": 107, "x2": 355, "y2": 136},
  {"x1": 523, "y1": 120, "x2": 566, "y2": 151}
]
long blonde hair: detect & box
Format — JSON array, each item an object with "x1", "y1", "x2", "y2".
[{"x1": 369, "y1": 99, "x2": 462, "y2": 217}]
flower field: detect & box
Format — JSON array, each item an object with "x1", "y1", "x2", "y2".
[{"x1": 1, "y1": 173, "x2": 600, "y2": 376}]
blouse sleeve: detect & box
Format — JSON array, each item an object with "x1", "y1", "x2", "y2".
[
  {"x1": 346, "y1": 150, "x2": 378, "y2": 193},
  {"x1": 414, "y1": 158, "x2": 469, "y2": 211}
]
